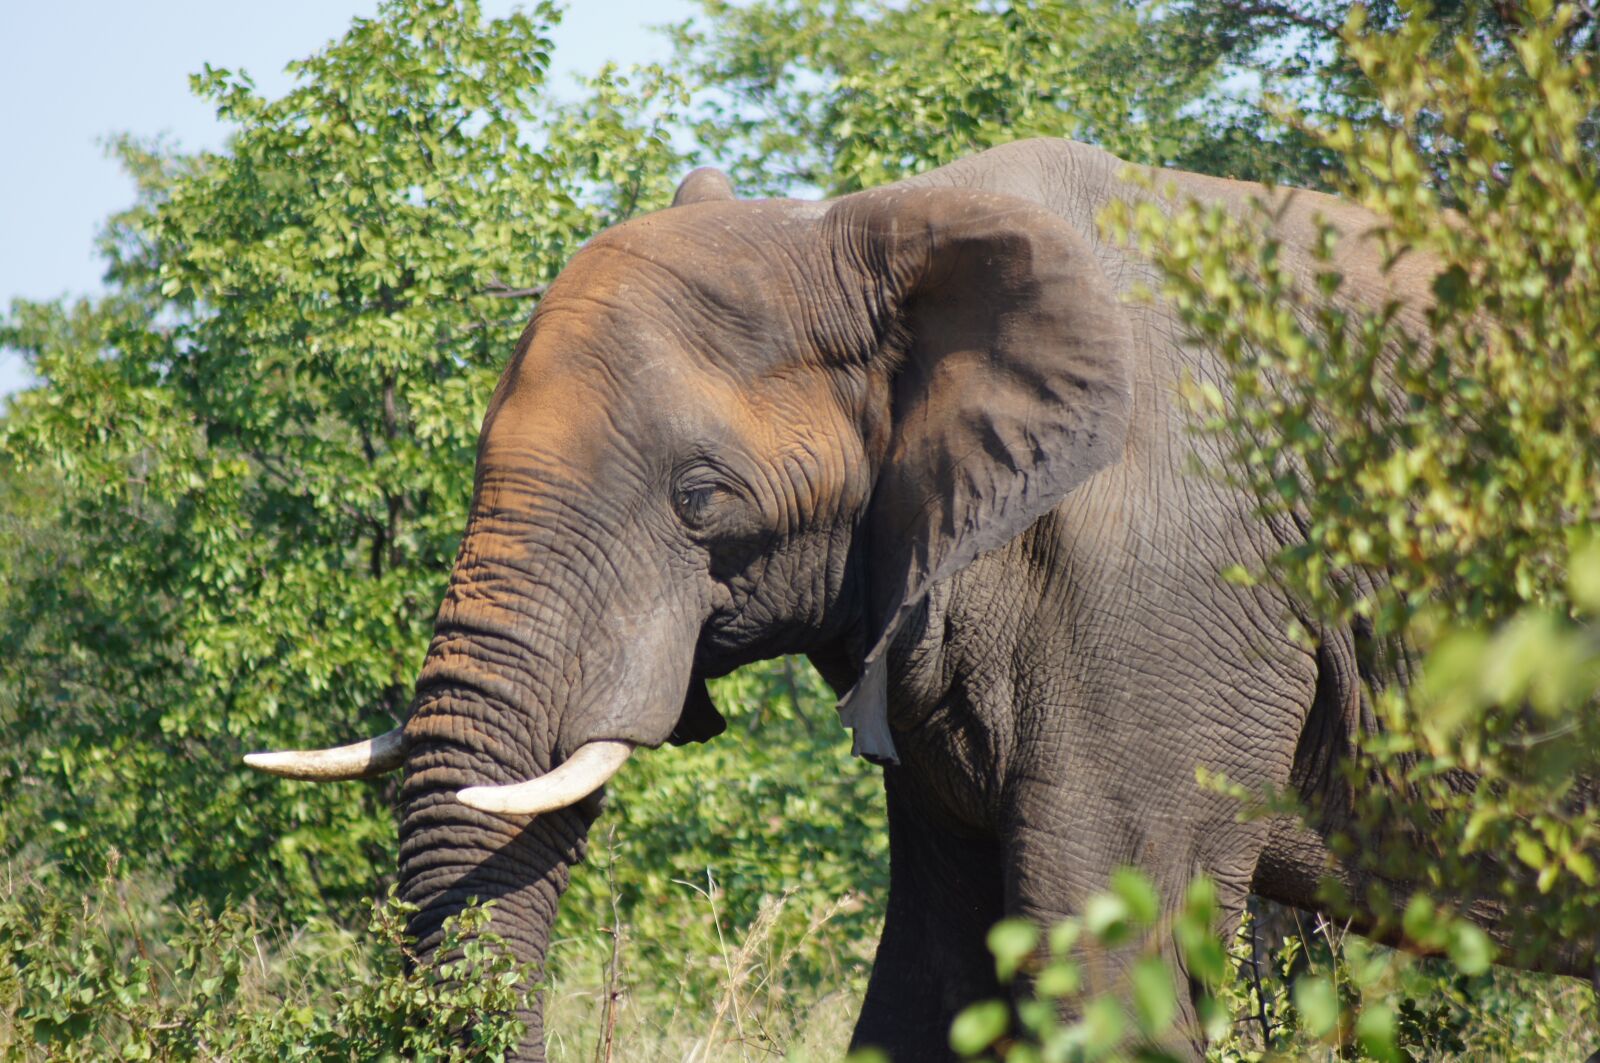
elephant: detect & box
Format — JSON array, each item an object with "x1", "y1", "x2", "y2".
[{"x1": 245, "y1": 137, "x2": 1592, "y2": 1060}]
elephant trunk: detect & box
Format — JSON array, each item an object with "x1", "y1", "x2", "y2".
[
  {"x1": 397, "y1": 627, "x2": 593, "y2": 1061},
  {"x1": 392, "y1": 494, "x2": 698, "y2": 1059},
  {"x1": 400, "y1": 681, "x2": 595, "y2": 1056}
]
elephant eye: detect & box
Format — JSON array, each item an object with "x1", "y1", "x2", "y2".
[
  {"x1": 672, "y1": 464, "x2": 763, "y2": 545},
  {"x1": 673, "y1": 483, "x2": 725, "y2": 528}
]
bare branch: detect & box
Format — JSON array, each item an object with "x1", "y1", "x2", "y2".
[
  {"x1": 1225, "y1": 2, "x2": 1343, "y2": 38},
  {"x1": 481, "y1": 276, "x2": 548, "y2": 300}
]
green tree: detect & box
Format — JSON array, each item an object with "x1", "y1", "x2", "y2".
[
  {"x1": 0, "y1": 863, "x2": 532, "y2": 1061},
  {"x1": 0, "y1": 1, "x2": 881, "y2": 1042},
  {"x1": 671, "y1": 0, "x2": 1330, "y2": 195},
  {"x1": 1173, "y1": 0, "x2": 1599, "y2": 193},
  {"x1": 0, "y1": 0, "x2": 690, "y2": 919}
]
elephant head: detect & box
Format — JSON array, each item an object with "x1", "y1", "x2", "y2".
[{"x1": 247, "y1": 170, "x2": 1134, "y2": 1057}]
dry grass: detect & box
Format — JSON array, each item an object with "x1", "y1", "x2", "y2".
[{"x1": 544, "y1": 874, "x2": 873, "y2": 1063}]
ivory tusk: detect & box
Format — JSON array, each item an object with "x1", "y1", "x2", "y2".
[
  {"x1": 244, "y1": 727, "x2": 406, "y2": 780},
  {"x1": 456, "y1": 740, "x2": 633, "y2": 816}
]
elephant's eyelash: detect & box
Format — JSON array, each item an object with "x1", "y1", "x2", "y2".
[
  {"x1": 675, "y1": 484, "x2": 715, "y2": 511},
  {"x1": 673, "y1": 481, "x2": 731, "y2": 527}
]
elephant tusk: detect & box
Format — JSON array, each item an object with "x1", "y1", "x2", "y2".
[
  {"x1": 455, "y1": 740, "x2": 634, "y2": 816},
  {"x1": 244, "y1": 727, "x2": 406, "y2": 780}
]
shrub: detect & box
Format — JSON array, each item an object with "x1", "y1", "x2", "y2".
[{"x1": 0, "y1": 857, "x2": 530, "y2": 1061}]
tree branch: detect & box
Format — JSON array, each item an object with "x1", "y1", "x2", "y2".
[
  {"x1": 1225, "y1": 2, "x2": 1343, "y2": 39},
  {"x1": 481, "y1": 277, "x2": 548, "y2": 300}
]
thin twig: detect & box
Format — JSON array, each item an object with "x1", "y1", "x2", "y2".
[
  {"x1": 596, "y1": 827, "x2": 625, "y2": 1063},
  {"x1": 481, "y1": 278, "x2": 548, "y2": 300}
]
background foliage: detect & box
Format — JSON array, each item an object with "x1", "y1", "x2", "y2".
[
  {"x1": 2, "y1": 0, "x2": 1596, "y2": 1059},
  {"x1": 1090, "y1": 1, "x2": 1599, "y2": 1058},
  {"x1": 1123, "y1": 0, "x2": 1600, "y2": 949}
]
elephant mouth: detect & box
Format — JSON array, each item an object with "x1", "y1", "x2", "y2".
[{"x1": 667, "y1": 674, "x2": 728, "y2": 745}]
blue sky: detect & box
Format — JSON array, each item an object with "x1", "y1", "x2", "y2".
[{"x1": 0, "y1": 0, "x2": 697, "y2": 395}]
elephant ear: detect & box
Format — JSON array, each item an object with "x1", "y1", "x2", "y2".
[
  {"x1": 826, "y1": 186, "x2": 1135, "y2": 763},
  {"x1": 672, "y1": 167, "x2": 737, "y2": 206}
]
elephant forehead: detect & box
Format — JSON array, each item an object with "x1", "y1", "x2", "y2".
[
  {"x1": 547, "y1": 207, "x2": 832, "y2": 343},
  {"x1": 545, "y1": 246, "x2": 807, "y2": 353},
  {"x1": 484, "y1": 342, "x2": 858, "y2": 513},
  {"x1": 513, "y1": 248, "x2": 840, "y2": 410},
  {"x1": 485, "y1": 343, "x2": 755, "y2": 458}
]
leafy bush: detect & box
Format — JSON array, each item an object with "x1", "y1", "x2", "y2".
[
  {"x1": 951, "y1": 877, "x2": 1597, "y2": 1062},
  {"x1": 1121, "y1": 0, "x2": 1598, "y2": 640},
  {"x1": 946, "y1": 871, "x2": 1228, "y2": 1063},
  {"x1": 1076, "y1": 0, "x2": 1600, "y2": 1057},
  {"x1": 0, "y1": 857, "x2": 530, "y2": 1061}
]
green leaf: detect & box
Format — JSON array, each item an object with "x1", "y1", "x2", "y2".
[
  {"x1": 1401, "y1": 894, "x2": 1448, "y2": 950},
  {"x1": 1293, "y1": 974, "x2": 1340, "y2": 1038},
  {"x1": 1110, "y1": 868, "x2": 1160, "y2": 927},
  {"x1": 1084, "y1": 893, "x2": 1131, "y2": 946},
  {"x1": 1130, "y1": 954, "x2": 1177, "y2": 1036},
  {"x1": 1570, "y1": 537, "x2": 1600, "y2": 614},
  {"x1": 1430, "y1": 263, "x2": 1471, "y2": 307},
  {"x1": 988, "y1": 918, "x2": 1040, "y2": 982},
  {"x1": 1448, "y1": 922, "x2": 1494, "y2": 975},
  {"x1": 949, "y1": 999, "x2": 1010, "y2": 1057},
  {"x1": 1516, "y1": 834, "x2": 1549, "y2": 870},
  {"x1": 1047, "y1": 919, "x2": 1082, "y2": 957},
  {"x1": 1077, "y1": 995, "x2": 1126, "y2": 1057},
  {"x1": 1034, "y1": 960, "x2": 1081, "y2": 999},
  {"x1": 1355, "y1": 1001, "x2": 1401, "y2": 1063}
]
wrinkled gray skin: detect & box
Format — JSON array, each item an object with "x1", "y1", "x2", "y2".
[{"x1": 388, "y1": 139, "x2": 1587, "y2": 1060}]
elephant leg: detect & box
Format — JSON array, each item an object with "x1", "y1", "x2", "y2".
[
  {"x1": 1005, "y1": 786, "x2": 1265, "y2": 1061},
  {"x1": 851, "y1": 771, "x2": 1005, "y2": 1062}
]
